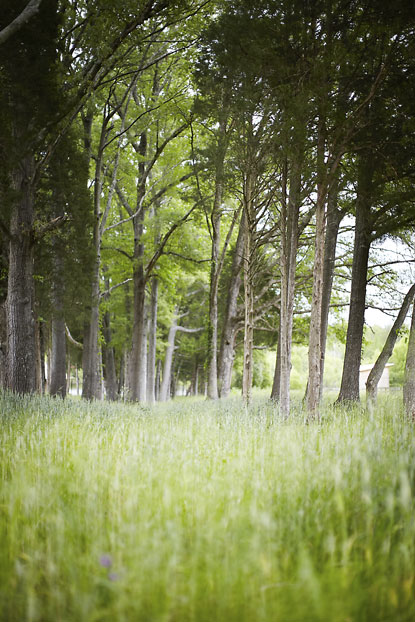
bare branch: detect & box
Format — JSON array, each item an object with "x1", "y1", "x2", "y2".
[
  {"x1": 100, "y1": 278, "x2": 133, "y2": 298},
  {"x1": 65, "y1": 324, "x2": 83, "y2": 349}
]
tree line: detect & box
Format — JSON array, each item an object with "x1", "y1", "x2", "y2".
[{"x1": 1, "y1": 0, "x2": 415, "y2": 418}]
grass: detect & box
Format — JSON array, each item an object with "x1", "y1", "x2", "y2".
[{"x1": 0, "y1": 392, "x2": 414, "y2": 622}]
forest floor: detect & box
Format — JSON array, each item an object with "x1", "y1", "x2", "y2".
[{"x1": 0, "y1": 392, "x2": 414, "y2": 622}]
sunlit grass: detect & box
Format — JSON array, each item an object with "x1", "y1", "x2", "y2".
[{"x1": 0, "y1": 392, "x2": 414, "y2": 621}]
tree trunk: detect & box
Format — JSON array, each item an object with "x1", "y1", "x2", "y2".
[
  {"x1": 50, "y1": 315, "x2": 66, "y2": 397},
  {"x1": 403, "y1": 302, "x2": 415, "y2": 420},
  {"x1": 270, "y1": 318, "x2": 281, "y2": 401},
  {"x1": 102, "y1": 309, "x2": 118, "y2": 401},
  {"x1": 319, "y1": 186, "x2": 343, "y2": 399},
  {"x1": 50, "y1": 235, "x2": 66, "y2": 398},
  {"x1": 160, "y1": 317, "x2": 178, "y2": 402},
  {"x1": 366, "y1": 283, "x2": 415, "y2": 410},
  {"x1": 279, "y1": 159, "x2": 301, "y2": 416},
  {"x1": 207, "y1": 205, "x2": 221, "y2": 399},
  {"x1": 337, "y1": 156, "x2": 374, "y2": 403},
  {"x1": 129, "y1": 132, "x2": 147, "y2": 402},
  {"x1": 0, "y1": 303, "x2": 6, "y2": 389},
  {"x1": 218, "y1": 211, "x2": 245, "y2": 397},
  {"x1": 6, "y1": 154, "x2": 37, "y2": 394},
  {"x1": 83, "y1": 253, "x2": 102, "y2": 399},
  {"x1": 147, "y1": 276, "x2": 158, "y2": 404},
  {"x1": 305, "y1": 119, "x2": 327, "y2": 417},
  {"x1": 242, "y1": 174, "x2": 254, "y2": 404},
  {"x1": 207, "y1": 120, "x2": 229, "y2": 400},
  {"x1": 155, "y1": 358, "x2": 162, "y2": 401}
]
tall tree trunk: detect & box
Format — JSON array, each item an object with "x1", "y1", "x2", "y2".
[
  {"x1": 279, "y1": 159, "x2": 301, "y2": 416},
  {"x1": 83, "y1": 245, "x2": 102, "y2": 399},
  {"x1": 242, "y1": 174, "x2": 255, "y2": 404},
  {"x1": 403, "y1": 302, "x2": 415, "y2": 420},
  {"x1": 367, "y1": 283, "x2": 415, "y2": 410},
  {"x1": 160, "y1": 316, "x2": 178, "y2": 402},
  {"x1": 147, "y1": 276, "x2": 158, "y2": 404},
  {"x1": 6, "y1": 154, "x2": 37, "y2": 394},
  {"x1": 130, "y1": 132, "x2": 147, "y2": 402},
  {"x1": 207, "y1": 119, "x2": 229, "y2": 400},
  {"x1": 0, "y1": 302, "x2": 6, "y2": 389},
  {"x1": 50, "y1": 234, "x2": 66, "y2": 398},
  {"x1": 319, "y1": 195, "x2": 343, "y2": 400},
  {"x1": 337, "y1": 156, "x2": 374, "y2": 403},
  {"x1": 306, "y1": 208, "x2": 326, "y2": 415},
  {"x1": 207, "y1": 205, "x2": 221, "y2": 399},
  {"x1": 305, "y1": 137, "x2": 326, "y2": 416},
  {"x1": 218, "y1": 211, "x2": 245, "y2": 397},
  {"x1": 155, "y1": 358, "x2": 162, "y2": 401},
  {"x1": 102, "y1": 308, "x2": 118, "y2": 401},
  {"x1": 270, "y1": 317, "x2": 281, "y2": 401}
]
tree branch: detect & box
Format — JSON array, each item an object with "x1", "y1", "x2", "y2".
[
  {"x1": 100, "y1": 278, "x2": 133, "y2": 298},
  {"x1": 34, "y1": 214, "x2": 68, "y2": 239},
  {"x1": 0, "y1": 0, "x2": 42, "y2": 45},
  {"x1": 65, "y1": 324, "x2": 83, "y2": 349}
]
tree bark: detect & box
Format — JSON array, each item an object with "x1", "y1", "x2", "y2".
[
  {"x1": 147, "y1": 276, "x2": 158, "y2": 404},
  {"x1": 218, "y1": 211, "x2": 245, "y2": 397},
  {"x1": 367, "y1": 283, "x2": 415, "y2": 410},
  {"x1": 279, "y1": 159, "x2": 301, "y2": 416},
  {"x1": 270, "y1": 316, "x2": 281, "y2": 401},
  {"x1": 337, "y1": 156, "x2": 374, "y2": 403},
  {"x1": 160, "y1": 316, "x2": 178, "y2": 402},
  {"x1": 403, "y1": 302, "x2": 415, "y2": 420},
  {"x1": 319, "y1": 185, "x2": 343, "y2": 399},
  {"x1": 129, "y1": 132, "x2": 147, "y2": 402},
  {"x1": 305, "y1": 192, "x2": 326, "y2": 413},
  {"x1": 6, "y1": 154, "x2": 37, "y2": 394},
  {"x1": 50, "y1": 226, "x2": 66, "y2": 398},
  {"x1": 207, "y1": 118, "x2": 230, "y2": 400},
  {"x1": 102, "y1": 308, "x2": 118, "y2": 401},
  {"x1": 242, "y1": 174, "x2": 255, "y2": 404}
]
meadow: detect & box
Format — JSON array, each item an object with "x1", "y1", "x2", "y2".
[{"x1": 0, "y1": 392, "x2": 414, "y2": 622}]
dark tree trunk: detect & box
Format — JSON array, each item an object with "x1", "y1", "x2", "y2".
[
  {"x1": 337, "y1": 157, "x2": 374, "y2": 403},
  {"x1": 0, "y1": 303, "x2": 6, "y2": 389},
  {"x1": 403, "y1": 302, "x2": 415, "y2": 420},
  {"x1": 319, "y1": 187, "x2": 343, "y2": 399},
  {"x1": 50, "y1": 238, "x2": 66, "y2": 398},
  {"x1": 6, "y1": 155, "x2": 37, "y2": 394},
  {"x1": 279, "y1": 158, "x2": 301, "y2": 415}
]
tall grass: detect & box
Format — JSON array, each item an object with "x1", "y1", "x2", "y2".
[{"x1": 0, "y1": 392, "x2": 414, "y2": 622}]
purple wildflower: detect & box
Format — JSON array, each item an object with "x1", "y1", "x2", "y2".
[
  {"x1": 108, "y1": 572, "x2": 119, "y2": 582},
  {"x1": 99, "y1": 554, "x2": 112, "y2": 568}
]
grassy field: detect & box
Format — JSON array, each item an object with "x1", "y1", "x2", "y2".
[{"x1": 0, "y1": 392, "x2": 414, "y2": 622}]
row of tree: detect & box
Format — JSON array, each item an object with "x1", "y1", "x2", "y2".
[{"x1": 1, "y1": 0, "x2": 415, "y2": 417}]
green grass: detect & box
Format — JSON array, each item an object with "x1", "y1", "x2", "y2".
[{"x1": 0, "y1": 392, "x2": 414, "y2": 622}]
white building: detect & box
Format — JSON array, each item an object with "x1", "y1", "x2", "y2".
[{"x1": 359, "y1": 363, "x2": 393, "y2": 391}]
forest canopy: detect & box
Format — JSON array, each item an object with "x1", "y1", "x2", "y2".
[{"x1": 1, "y1": 0, "x2": 415, "y2": 417}]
